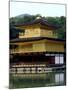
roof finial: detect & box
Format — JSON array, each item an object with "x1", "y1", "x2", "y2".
[
  {"x1": 36, "y1": 15, "x2": 42, "y2": 19},
  {"x1": 36, "y1": 16, "x2": 41, "y2": 19}
]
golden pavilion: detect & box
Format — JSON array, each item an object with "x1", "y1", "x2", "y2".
[{"x1": 10, "y1": 17, "x2": 65, "y2": 74}]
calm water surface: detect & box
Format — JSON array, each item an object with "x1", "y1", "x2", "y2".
[{"x1": 9, "y1": 70, "x2": 66, "y2": 88}]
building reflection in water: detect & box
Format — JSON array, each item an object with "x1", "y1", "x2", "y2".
[{"x1": 55, "y1": 73, "x2": 64, "y2": 84}]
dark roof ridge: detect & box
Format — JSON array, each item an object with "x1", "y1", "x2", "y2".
[
  {"x1": 10, "y1": 37, "x2": 65, "y2": 43},
  {"x1": 14, "y1": 17, "x2": 59, "y2": 29}
]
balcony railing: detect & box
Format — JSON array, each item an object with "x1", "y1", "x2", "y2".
[{"x1": 10, "y1": 48, "x2": 33, "y2": 54}]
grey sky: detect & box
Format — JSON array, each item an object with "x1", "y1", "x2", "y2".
[{"x1": 10, "y1": 1, "x2": 66, "y2": 17}]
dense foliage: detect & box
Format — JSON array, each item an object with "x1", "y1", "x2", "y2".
[{"x1": 10, "y1": 14, "x2": 66, "y2": 40}]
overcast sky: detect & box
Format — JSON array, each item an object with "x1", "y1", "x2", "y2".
[{"x1": 10, "y1": 1, "x2": 66, "y2": 17}]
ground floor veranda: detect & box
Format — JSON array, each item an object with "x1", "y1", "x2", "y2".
[{"x1": 10, "y1": 52, "x2": 66, "y2": 74}]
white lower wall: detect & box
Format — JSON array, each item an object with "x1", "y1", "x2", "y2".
[{"x1": 55, "y1": 54, "x2": 64, "y2": 64}]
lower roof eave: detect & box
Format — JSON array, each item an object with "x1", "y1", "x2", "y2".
[
  {"x1": 10, "y1": 51, "x2": 65, "y2": 55},
  {"x1": 10, "y1": 37, "x2": 65, "y2": 43}
]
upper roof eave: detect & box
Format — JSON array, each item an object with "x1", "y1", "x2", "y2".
[{"x1": 14, "y1": 18, "x2": 59, "y2": 29}]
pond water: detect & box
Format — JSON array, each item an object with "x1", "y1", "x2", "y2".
[{"x1": 9, "y1": 70, "x2": 66, "y2": 88}]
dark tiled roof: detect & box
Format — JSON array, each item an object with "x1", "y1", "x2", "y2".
[
  {"x1": 14, "y1": 18, "x2": 59, "y2": 29},
  {"x1": 10, "y1": 37, "x2": 65, "y2": 43}
]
